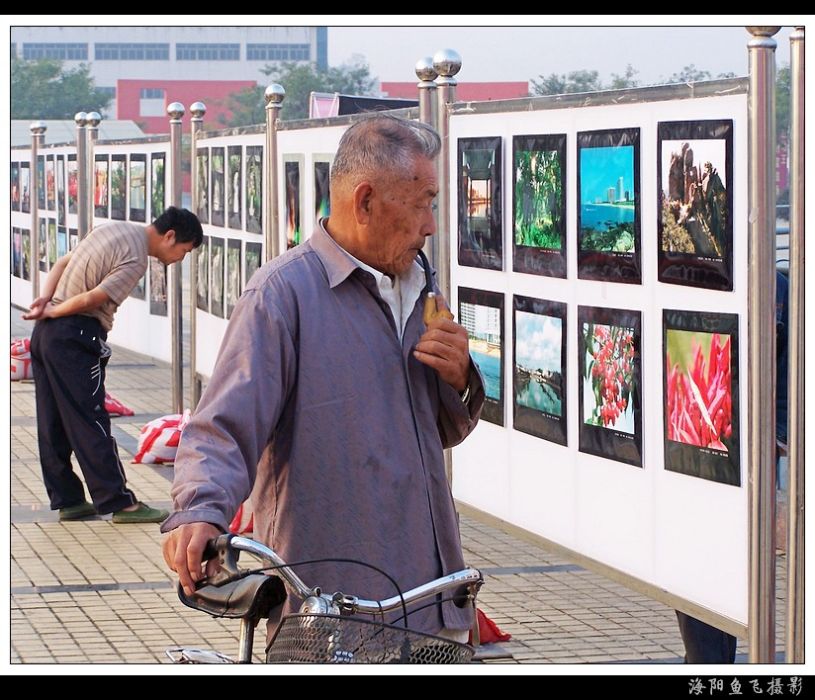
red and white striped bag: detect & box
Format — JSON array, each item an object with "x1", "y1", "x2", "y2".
[
  {"x1": 133, "y1": 409, "x2": 191, "y2": 464},
  {"x1": 10, "y1": 338, "x2": 33, "y2": 381}
]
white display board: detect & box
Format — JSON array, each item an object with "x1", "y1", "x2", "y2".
[{"x1": 449, "y1": 91, "x2": 749, "y2": 625}]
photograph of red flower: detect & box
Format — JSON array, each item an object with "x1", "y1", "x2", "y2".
[
  {"x1": 663, "y1": 309, "x2": 740, "y2": 486},
  {"x1": 578, "y1": 306, "x2": 642, "y2": 467}
]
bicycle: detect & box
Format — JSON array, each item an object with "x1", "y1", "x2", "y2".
[{"x1": 165, "y1": 533, "x2": 484, "y2": 664}]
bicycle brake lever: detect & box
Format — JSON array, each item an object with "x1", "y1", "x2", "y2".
[{"x1": 199, "y1": 533, "x2": 244, "y2": 588}]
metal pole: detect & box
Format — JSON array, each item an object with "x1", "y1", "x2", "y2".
[
  {"x1": 74, "y1": 112, "x2": 89, "y2": 239},
  {"x1": 85, "y1": 111, "x2": 101, "y2": 237},
  {"x1": 746, "y1": 25, "x2": 779, "y2": 665},
  {"x1": 264, "y1": 84, "x2": 285, "y2": 263},
  {"x1": 29, "y1": 122, "x2": 46, "y2": 299},
  {"x1": 786, "y1": 25, "x2": 805, "y2": 665},
  {"x1": 416, "y1": 57, "x2": 439, "y2": 260},
  {"x1": 432, "y1": 48, "x2": 461, "y2": 304},
  {"x1": 168, "y1": 101, "x2": 185, "y2": 414},
  {"x1": 189, "y1": 101, "x2": 206, "y2": 409}
]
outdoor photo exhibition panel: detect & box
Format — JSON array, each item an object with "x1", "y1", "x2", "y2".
[
  {"x1": 10, "y1": 146, "x2": 36, "y2": 308},
  {"x1": 448, "y1": 85, "x2": 749, "y2": 627}
]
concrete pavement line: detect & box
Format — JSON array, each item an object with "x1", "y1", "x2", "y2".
[
  {"x1": 11, "y1": 581, "x2": 174, "y2": 595},
  {"x1": 481, "y1": 564, "x2": 584, "y2": 575}
]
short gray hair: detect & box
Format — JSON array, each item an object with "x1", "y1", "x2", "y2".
[{"x1": 330, "y1": 114, "x2": 441, "y2": 187}]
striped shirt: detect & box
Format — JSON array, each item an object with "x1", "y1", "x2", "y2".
[{"x1": 52, "y1": 221, "x2": 148, "y2": 331}]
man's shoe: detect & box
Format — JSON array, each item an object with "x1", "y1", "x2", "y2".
[
  {"x1": 59, "y1": 501, "x2": 97, "y2": 521},
  {"x1": 112, "y1": 502, "x2": 169, "y2": 524}
]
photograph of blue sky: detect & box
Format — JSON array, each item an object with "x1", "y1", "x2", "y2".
[
  {"x1": 515, "y1": 311, "x2": 561, "y2": 374},
  {"x1": 580, "y1": 145, "x2": 634, "y2": 205}
]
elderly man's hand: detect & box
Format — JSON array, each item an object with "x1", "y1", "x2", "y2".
[
  {"x1": 413, "y1": 295, "x2": 470, "y2": 392},
  {"x1": 162, "y1": 522, "x2": 223, "y2": 596}
]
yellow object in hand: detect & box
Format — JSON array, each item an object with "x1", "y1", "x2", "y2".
[{"x1": 423, "y1": 292, "x2": 454, "y2": 325}]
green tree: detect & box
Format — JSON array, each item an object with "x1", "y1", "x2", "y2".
[
  {"x1": 665, "y1": 64, "x2": 712, "y2": 83},
  {"x1": 776, "y1": 63, "x2": 791, "y2": 144},
  {"x1": 11, "y1": 57, "x2": 111, "y2": 119},
  {"x1": 221, "y1": 58, "x2": 378, "y2": 126},
  {"x1": 608, "y1": 64, "x2": 640, "y2": 90},
  {"x1": 531, "y1": 69, "x2": 603, "y2": 96}
]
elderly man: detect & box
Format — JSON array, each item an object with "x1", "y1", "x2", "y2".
[{"x1": 162, "y1": 115, "x2": 485, "y2": 640}]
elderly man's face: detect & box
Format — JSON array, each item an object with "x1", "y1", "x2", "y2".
[{"x1": 366, "y1": 156, "x2": 437, "y2": 277}]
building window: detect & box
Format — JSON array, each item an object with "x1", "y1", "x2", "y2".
[
  {"x1": 95, "y1": 43, "x2": 169, "y2": 60},
  {"x1": 23, "y1": 43, "x2": 88, "y2": 60},
  {"x1": 176, "y1": 43, "x2": 240, "y2": 61},
  {"x1": 140, "y1": 87, "x2": 165, "y2": 99},
  {"x1": 246, "y1": 43, "x2": 311, "y2": 61}
]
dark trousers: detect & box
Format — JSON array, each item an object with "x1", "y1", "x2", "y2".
[
  {"x1": 30, "y1": 315, "x2": 137, "y2": 514},
  {"x1": 676, "y1": 611, "x2": 737, "y2": 663}
]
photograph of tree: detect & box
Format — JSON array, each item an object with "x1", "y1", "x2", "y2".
[
  {"x1": 12, "y1": 228, "x2": 21, "y2": 278},
  {"x1": 11, "y1": 162, "x2": 20, "y2": 211},
  {"x1": 110, "y1": 154, "x2": 126, "y2": 220},
  {"x1": 94, "y1": 156, "x2": 108, "y2": 218},
  {"x1": 37, "y1": 156, "x2": 45, "y2": 210},
  {"x1": 149, "y1": 258, "x2": 167, "y2": 316},
  {"x1": 513, "y1": 295, "x2": 567, "y2": 445},
  {"x1": 38, "y1": 219, "x2": 46, "y2": 271},
  {"x1": 226, "y1": 239, "x2": 242, "y2": 319},
  {"x1": 21, "y1": 229, "x2": 31, "y2": 281},
  {"x1": 46, "y1": 156, "x2": 55, "y2": 211},
  {"x1": 314, "y1": 160, "x2": 331, "y2": 226},
  {"x1": 129, "y1": 154, "x2": 146, "y2": 222},
  {"x1": 56, "y1": 156, "x2": 65, "y2": 225},
  {"x1": 245, "y1": 147, "x2": 263, "y2": 234},
  {"x1": 211, "y1": 147, "x2": 225, "y2": 227},
  {"x1": 21, "y1": 163, "x2": 31, "y2": 213},
  {"x1": 245, "y1": 241, "x2": 262, "y2": 287},
  {"x1": 285, "y1": 160, "x2": 302, "y2": 249},
  {"x1": 210, "y1": 236, "x2": 225, "y2": 318},
  {"x1": 512, "y1": 134, "x2": 567, "y2": 277},
  {"x1": 48, "y1": 220, "x2": 57, "y2": 267},
  {"x1": 228, "y1": 146, "x2": 242, "y2": 230},
  {"x1": 151, "y1": 153, "x2": 165, "y2": 219},
  {"x1": 196, "y1": 236, "x2": 209, "y2": 312},
  {"x1": 663, "y1": 309, "x2": 740, "y2": 486},
  {"x1": 195, "y1": 148, "x2": 209, "y2": 223},
  {"x1": 459, "y1": 287, "x2": 504, "y2": 426},
  {"x1": 658, "y1": 120, "x2": 734, "y2": 291},
  {"x1": 577, "y1": 128, "x2": 641, "y2": 283},
  {"x1": 578, "y1": 305, "x2": 642, "y2": 467},
  {"x1": 458, "y1": 137, "x2": 502, "y2": 271},
  {"x1": 67, "y1": 156, "x2": 77, "y2": 214}
]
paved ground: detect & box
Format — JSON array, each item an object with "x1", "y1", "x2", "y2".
[{"x1": 10, "y1": 305, "x2": 787, "y2": 666}]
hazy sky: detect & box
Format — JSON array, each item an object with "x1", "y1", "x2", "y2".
[{"x1": 328, "y1": 21, "x2": 797, "y2": 86}]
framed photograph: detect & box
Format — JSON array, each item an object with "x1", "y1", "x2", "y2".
[
  {"x1": 46, "y1": 156, "x2": 56, "y2": 211},
  {"x1": 151, "y1": 153, "x2": 165, "y2": 220},
  {"x1": 245, "y1": 146, "x2": 263, "y2": 234},
  {"x1": 210, "y1": 236, "x2": 225, "y2": 318},
  {"x1": 94, "y1": 156, "x2": 109, "y2": 218},
  {"x1": 130, "y1": 273, "x2": 146, "y2": 300},
  {"x1": 459, "y1": 287, "x2": 504, "y2": 426},
  {"x1": 12, "y1": 228, "x2": 21, "y2": 278},
  {"x1": 69, "y1": 229, "x2": 78, "y2": 251},
  {"x1": 110, "y1": 154, "x2": 127, "y2": 220},
  {"x1": 37, "y1": 156, "x2": 45, "y2": 210},
  {"x1": 211, "y1": 147, "x2": 225, "y2": 227},
  {"x1": 228, "y1": 146, "x2": 242, "y2": 230},
  {"x1": 458, "y1": 137, "x2": 503, "y2": 271},
  {"x1": 149, "y1": 258, "x2": 168, "y2": 316},
  {"x1": 658, "y1": 120, "x2": 734, "y2": 291},
  {"x1": 512, "y1": 134, "x2": 567, "y2": 278},
  {"x1": 578, "y1": 305, "x2": 642, "y2": 467},
  {"x1": 21, "y1": 162, "x2": 31, "y2": 213},
  {"x1": 129, "y1": 154, "x2": 147, "y2": 222},
  {"x1": 663, "y1": 309, "x2": 740, "y2": 486},
  {"x1": 226, "y1": 238, "x2": 242, "y2": 319},
  {"x1": 56, "y1": 156, "x2": 66, "y2": 225},
  {"x1": 196, "y1": 236, "x2": 209, "y2": 312},
  {"x1": 67, "y1": 155, "x2": 78, "y2": 214},
  {"x1": 11, "y1": 162, "x2": 20, "y2": 211},
  {"x1": 48, "y1": 219, "x2": 57, "y2": 267},
  {"x1": 314, "y1": 159, "x2": 331, "y2": 227},
  {"x1": 284, "y1": 157, "x2": 303, "y2": 249},
  {"x1": 577, "y1": 128, "x2": 641, "y2": 283},
  {"x1": 244, "y1": 241, "x2": 262, "y2": 287},
  {"x1": 194, "y1": 148, "x2": 209, "y2": 223},
  {"x1": 21, "y1": 229, "x2": 31, "y2": 281},
  {"x1": 38, "y1": 218, "x2": 47, "y2": 271},
  {"x1": 513, "y1": 295, "x2": 567, "y2": 445},
  {"x1": 57, "y1": 226, "x2": 68, "y2": 259}
]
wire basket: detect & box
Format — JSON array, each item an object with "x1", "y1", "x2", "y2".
[{"x1": 266, "y1": 613, "x2": 474, "y2": 664}]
